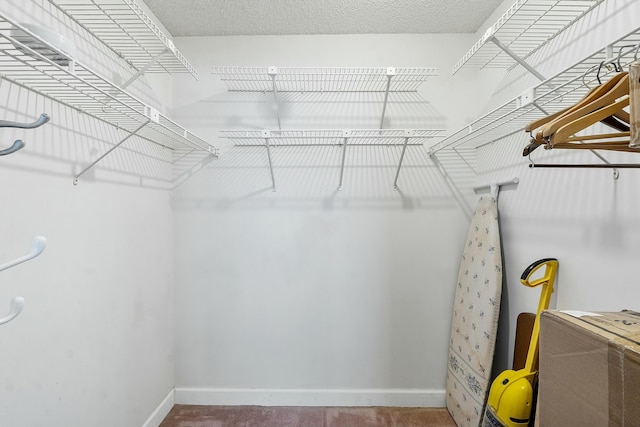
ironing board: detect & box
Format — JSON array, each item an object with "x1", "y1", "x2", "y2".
[{"x1": 445, "y1": 195, "x2": 502, "y2": 427}]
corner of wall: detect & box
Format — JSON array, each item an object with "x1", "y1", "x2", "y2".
[{"x1": 142, "y1": 389, "x2": 175, "y2": 427}]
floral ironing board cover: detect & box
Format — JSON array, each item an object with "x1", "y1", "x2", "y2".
[{"x1": 445, "y1": 195, "x2": 502, "y2": 427}]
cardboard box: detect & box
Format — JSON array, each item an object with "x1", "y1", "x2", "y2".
[{"x1": 538, "y1": 310, "x2": 640, "y2": 427}]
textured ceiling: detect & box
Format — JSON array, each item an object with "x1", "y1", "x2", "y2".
[{"x1": 141, "y1": 0, "x2": 504, "y2": 37}]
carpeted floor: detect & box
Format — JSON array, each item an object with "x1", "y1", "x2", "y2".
[{"x1": 159, "y1": 405, "x2": 457, "y2": 427}]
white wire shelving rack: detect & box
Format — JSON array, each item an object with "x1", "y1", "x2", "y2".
[
  {"x1": 212, "y1": 66, "x2": 439, "y2": 130},
  {"x1": 213, "y1": 66, "x2": 438, "y2": 92},
  {"x1": 452, "y1": 0, "x2": 605, "y2": 80},
  {"x1": 48, "y1": 0, "x2": 198, "y2": 80},
  {"x1": 431, "y1": 27, "x2": 640, "y2": 165},
  {"x1": 0, "y1": 12, "x2": 217, "y2": 184},
  {"x1": 221, "y1": 129, "x2": 446, "y2": 191}
]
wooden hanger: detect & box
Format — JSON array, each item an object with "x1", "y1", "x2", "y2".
[
  {"x1": 550, "y1": 95, "x2": 630, "y2": 145},
  {"x1": 523, "y1": 73, "x2": 629, "y2": 156},
  {"x1": 524, "y1": 106, "x2": 572, "y2": 134},
  {"x1": 542, "y1": 73, "x2": 629, "y2": 139},
  {"x1": 551, "y1": 141, "x2": 638, "y2": 152},
  {"x1": 525, "y1": 72, "x2": 627, "y2": 135},
  {"x1": 600, "y1": 114, "x2": 629, "y2": 132},
  {"x1": 563, "y1": 132, "x2": 630, "y2": 142}
]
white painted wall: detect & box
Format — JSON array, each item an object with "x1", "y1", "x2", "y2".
[
  {"x1": 170, "y1": 33, "x2": 501, "y2": 406},
  {"x1": 171, "y1": 0, "x2": 640, "y2": 405},
  {"x1": 0, "y1": 2, "x2": 175, "y2": 426},
  {"x1": 468, "y1": 0, "x2": 640, "y2": 371},
  {"x1": 3, "y1": 0, "x2": 634, "y2": 420}
]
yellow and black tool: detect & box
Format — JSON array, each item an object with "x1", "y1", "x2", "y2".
[{"x1": 482, "y1": 258, "x2": 559, "y2": 427}]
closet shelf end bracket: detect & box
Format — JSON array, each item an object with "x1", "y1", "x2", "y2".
[{"x1": 73, "y1": 120, "x2": 151, "y2": 185}]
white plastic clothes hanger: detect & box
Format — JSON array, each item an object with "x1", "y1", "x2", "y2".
[{"x1": 0, "y1": 236, "x2": 47, "y2": 326}]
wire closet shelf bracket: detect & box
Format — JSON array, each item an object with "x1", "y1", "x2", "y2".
[
  {"x1": 213, "y1": 66, "x2": 443, "y2": 191},
  {"x1": 0, "y1": 12, "x2": 218, "y2": 184},
  {"x1": 220, "y1": 129, "x2": 446, "y2": 192},
  {"x1": 47, "y1": 0, "x2": 198, "y2": 79},
  {"x1": 212, "y1": 66, "x2": 439, "y2": 130},
  {"x1": 431, "y1": 27, "x2": 640, "y2": 172},
  {"x1": 452, "y1": 0, "x2": 606, "y2": 81}
]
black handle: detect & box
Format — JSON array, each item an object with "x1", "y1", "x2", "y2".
[{"x1": 521, "y1": 258, "x2": 558, "y2": 281}]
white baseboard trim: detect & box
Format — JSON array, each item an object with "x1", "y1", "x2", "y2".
[
  {"x1": 174, "y1": 387, "x2": 446, "y2": 408},
  {"x1": 142, "y1": 389, "x2": 175, "y2": 427}
]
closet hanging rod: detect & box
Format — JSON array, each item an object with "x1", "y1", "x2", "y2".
[{"x1": 529, "y1": 163, "x2": 640, "y2": 169}]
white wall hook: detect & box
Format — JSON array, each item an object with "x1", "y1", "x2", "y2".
[
  {"x1": 0, "y1": 236, "x2": 47, "y2": 272},
  {"x1": 0, "y1": 139, "x2": 25, "y2": 156},
  {"x1": 0, "y1": 296, "x2": 25, "y2": 325},
  {"x1": 474, "y1": 177, "x2": 519, "y2": 196},
  {"x1": 0, "y1": 113, "x2": 50, "y2": 129}
]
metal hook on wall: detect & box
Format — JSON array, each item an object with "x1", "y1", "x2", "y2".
[
  {"x1": 0, "y1": 139, "x2": 25, "y2": 156},
  {"x1": 0, "y1": 113, "x2": 50, "y2": 157},
  {"x1": 0, "y1": 113, "x2": 50, "y2": 129},
  {"x1": 0, "y1": 236, "x2": 47, "y2": 272},
  {"x1": 0, "y1": 236, "x2": 47, "y2": 326},
  {"x1": 0, "y1": 297, "x2": 25, "y2": 326}
]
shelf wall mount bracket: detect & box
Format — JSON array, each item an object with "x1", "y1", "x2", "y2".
[
  {"x1": 337, "y1": 130, "x2": 351, "y2": 191},
  {"x1": 262, "y1": 130, "x2": 277, "y2": 192},
  {"x1": 379, "y1": 67, "x2": 396, "y2": 129},
  {"x1": 393, "y1": 130, "x2": 414, "y2": 190},
  {"x1": 429, "y1": 152, "x2": 473, "y2": 220},
  {"x1": 73, "y1": 119, "x2": 151, "y2": 185},
  {"x1": 268, "y1": 67, "x2": 282, "y2": 130},
  {"x1": 483, "y1": 26, "x2": 548, "y2": 84},
  {"x1": 119, "y1": 49, "x2": 171, "y2": 91}
]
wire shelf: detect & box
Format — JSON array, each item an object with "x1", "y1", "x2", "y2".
[
  {"x1": 0, "y1": 13, "x2": 216, "y2": 155},
  {"x1": 212, "y1": 66, "x2": 439, "y2": 92},
  {"x1": 48, "y1": 0, "x2": 198, "y2": 79},
  {"x1": 432, "y1": 27, "x2": 640, "y2": 155},
  {"x1": 453, "y1": 0, "x2": 605, "y2": 75},
  {"x1": 221, "y1": 129, "x2": 446, "y2": 146}
]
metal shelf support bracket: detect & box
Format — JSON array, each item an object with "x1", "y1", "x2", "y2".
[
  {"x1": 268, "y1": 67, "x2": 282, "y2": 130},
  {"x1": 487, "y1": 33, "x2": 547, "y2": 83},
  {"x1": 379, "y1": 67, "x2": 396, "y2": 129},
  {"x1": 337, "y1": 130, "x2": 350, "y2": 191},
  {"x1": 74, "y1": 119, "x2": 151, "y2": 185},
  {"x1": 119, "y1": 49, "x2": 170, "y2": 91},
  {"x1": 262, "y1": 130, "x2": 277, "y2": 191},
  {"x1": 393, "y1": 130, "x2": 414, "y2": 190}
]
